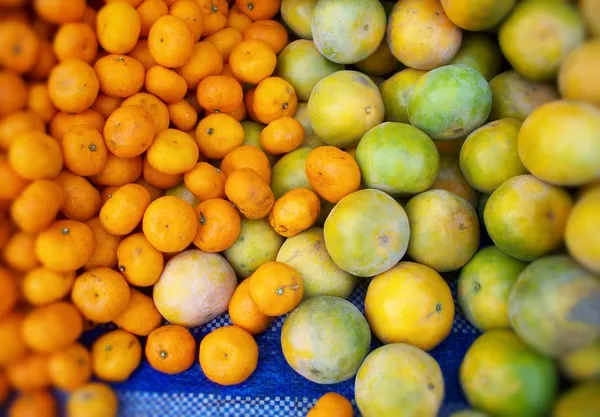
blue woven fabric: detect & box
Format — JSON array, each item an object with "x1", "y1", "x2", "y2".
[{"x1": 80, "y1": 277, "x2": 481, "y2": 417}]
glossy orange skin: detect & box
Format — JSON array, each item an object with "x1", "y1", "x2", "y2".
[
  {"x1": 196, "y1": 75, "x2": 244, "y2": 114},
  {"x1": 142, "y1": 196, "x2": 198, "y2": 253},
  {"x1": 305, "y1": 146, "x2": 361, "y2": 203},
  {"x1": 99, "y1": 183, "x2": 152, "y2": 236},
  {"x1": 230, "y1": 39, "x2": 277, "y2": 84},
  {"x1": 225, "y1": 168, "x2": 275, "y2": 219},
  {"x1": 94, "y1": 54, "x2": 145, "y2": 99},
  {"x1": 269, "y1": 188, "x2": 321, "y2": 237},
  {"x1": 71, "y1": 268, "x2": 131, "y2": 323},
  {"x1": 260, "y1": 117, "x2": 304, "y2": 155},
  {"x1": 228, "y1": 278, "x2": 273, "y2": 335},
  {"x1": 176, "y1": 41, "x2": 223, "y2": 89},
  {"x1": 252, "y1": 77, "x2": 298, "y2": 124},
  {"x1": 248, "y1": 261, "x2": 304, "y2": 316},
  {"x1": 244, "y1": 20, "x2": 288, "y2": 54},
  {"x1": 48, "y1": 59, "x2": 99, "y2": 113},
  {"x1": 148, "y1": 15, "x2": 195, "y2": 68},
  {"x1": 62, "y1": 125, "x2": 108, "y2": 177},
  {"x1": 112, "y1": 288, "x2": 163, "y2": 336},
  {"x1": 236, "y1": 0, "x2": 281, "y2": 21},
  {"x1": 170, "y1": 0, "x2": 204, "y2": 41},
  {"x1": 220, "y1": 145, "x2": 272, "y2": 183},
  {"x1": 54, "y1": 171, "x2": 102, "y2": 222},
  {"x1": 117, "y1": 233, "x2": 164, "y2": 287},
  {"x1": 184, "y1": 162, "x2": 227, "y2": 201},
  {"x1": 193, "y1": 198, "x2": 241, "y2": 252},
  {"x1": 145, "y1": 325, "x2": 196, "y2": 374}
]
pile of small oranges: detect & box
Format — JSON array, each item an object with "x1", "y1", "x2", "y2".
[{"x1": 0, "y1": 0, "x2": 359, "y2": 415}]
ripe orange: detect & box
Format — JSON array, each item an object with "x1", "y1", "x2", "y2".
[
  {"x1": 72, "y1": 268, "x2": 131, "y2": 323},
  {"x1": 228, "y1": 278, "x2": 273, "y2": 335},
  {"x1": 248, "y1": 261, "x2": 303, "y2": 316},
  {"x1": 145, "y1": 325, "x2": 196, "y2": 374}
]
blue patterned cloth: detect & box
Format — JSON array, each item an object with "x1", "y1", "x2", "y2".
[{"x1": 80, "y1": 277, "x2": 481, "y2": 417}]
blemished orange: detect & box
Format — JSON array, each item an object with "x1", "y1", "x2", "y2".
[
  {"x1": 145, "y1": 325, "x2": 196, "y2": 375},
  {"x1": 53, "y1": 23, "x2": 98, "y2": 63},
  {"x1": 71, "y1": 268, "x2": 131, "y2": 323},
  {"x1": 169, "y1": 0, "x2": 204, "y2": 41},
  {"x1": 47, "y1": 59, "x2": 99, "y2": 113},
  {"x1": 142, "y1": 196, "x2": 198, "y2": 252},
  {"x1": 67, "y1": 383, "x2": 118, "y2": 417},
  {"x1": 92, "y1": 94, "x2": 123, "y2": 120},
  {"x1": 54, "y1": 171, "x2": 102, "y2": 222},
  {"x1": 10, "y1": 180, "x2": 64, "y2": 234},
  {"x1": 89, "y1": 153, "x2": 143, "y2": 187},
  {"x1": 195, "y1": 113, "x2": 244, "y2": 159},
  {"x1": 138, "y1": 0, "x2": 169, "y2": 37},
  {"x1": 92, "y1": 330, "x2": 142, "y2": 382},
  {"x1": 84, "y1": 217, "x2": 122, "y2": 270},
  {"x1": 146, "y1": 128, "x2": 199, "y2": 175},
  {"x1": 117, "y1": 233, "x2": 164, "y2": 287},
  {"x1": 0, "y1": 70, "x2": 27, "y2": 116},
  {"x1": 35, "y1": 220, "x2": 96, "y2": 273},
  {"x1": 0, "y1": 269, "x2": 17, "y2": 320},
  {"x1": 8, "y1": 391, "x2": 57, "y2": 417},
  {"x1": 142, "y1": 155, "x2": 183, "y2": 189},
  {"x1": 220, "y1": 145, "x2": 271, "y2": 184},
  {"x1": 184, "y1": 162, "x2": 227, "y2": 201},
  {"x1": 253, "y1": 77, "x2": 298, "y2": 124},
  {"x1": 197, "y1": 0, "x2": 229, "y2": 36},
  {"x1": 307, "y1": 393, "x2": 354, "y2": 417},
  {"x1": 0, "y1": 20, "x2": 40, "y2": 74},
  {"x1": 22, "y1": 302, "x2": 83, "y2": 353},
  {"x1": 33, "y1": 0, "x2": 86, "y2": 24},
  {"x1": 48, "y1": 343, "x2": 92, "y2": 392},
  {"x1": 0, "y1": 156, "x2": 29, "y2": 201},
  {"x1": 248, "y1": 261, "x2": 303, "y2": 316},
  {"x1": 49, "y1": 109, "x2": 105, "y2": 141},
  {"x1": 243, "y1": 20, "x2": 288, "y2": 54},
  {"x1": 94, "y1": 54, "x2": 145, "y2": 99},
  {"x1": 8, "y1": 131, "x2": 63, "y2": 181},
  {"x1": 260, "y1": 117, "x2": 304, "y2": 155},
  {"x1": 97, "y1": 1, "x2": 141, "y2": 54},
  {"x1": 227, "y1": 4, "x2": 253, "y2": 32},
  {"x1": 62, "y1": 125, "x2": 108, "y2": 177},
  {"x1": 269, "y1": 188, "x2": 321, "y2": 237},
  {"x1": 168, "y1": 99, "x2": 199, "y2": 131},
  {"x1": 22, "y1": 268, "x2": 75, "y2": 306},
  {"x1": 145, "y1": 66, "x2": 188, "y2": 104},
  {"x1": 29, "y1": 39, "x2": 57, "y2": 80},
  {"x1": 6, "y1": 353, "x2": 51, "y2": 391},
  {"x1": 236, "y1": 0, "x2": 281, "y2": 21},
  {"x1": 176, "y1": 41, "x2": 223, "y2": 89},
  {"x1": 127, "y1": 39, "x2": 157, "y2": 71},
  {"x1": 112, "y1": 288, "x2": 163, "y2": 336},
  {"x1": 0, "y1": 312, "x2": 27, "y2": 367},
  {"x1": 122, "y1": 92, "x2": 170, "y2": 132},
  {"x1": 229, "y1": 39, "x2": 277, "y2": 84},
  {"x1": 193, "y1": 198, "x2": 241, "y2": 252},
  {"x1": 206, "y1": 27, "x2": 243, "y2": 62},
  {"x1": 228, "y1": 278, "x2": 273, "y2": 335},
  {"x1": 3, "y1": 232, "x2": 40, "y2": 272},
  {"x1": 148, "y1": 15, "x2": 195, "y2": 68},
  {"x1": 305, "y1": 146, "x2": 362, "y2": 203},
  {"x1": 100, "y1": 183, "x2": 152, "y2": 236},
  {"x1": 0, "y1": 110, "x2": 46, "y2": 151},
  {"x1": 199, "y1": 325, "x2": 259, "y2": 386},
  {"x1": 197, "y1": 75, "x2": 244, "y2": 114},
  {"x1": 104, "y1": 105, "x2": 155, "y2": 158},
  {"x1": 27, "y1": 83, "x2": 57, "y2": 124},
  {"x1": 225, "y1": 168, "x2": 275, "y2": 219}
]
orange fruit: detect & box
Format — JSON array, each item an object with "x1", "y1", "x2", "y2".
[
  {"x1": 8, "y1": 131, "x2": 63, "y2": 181},
  {"x1": 176, "y1": 41, "x2": 223, "y2": 89},
  {"x1": 127, "y1": 39, "x2": 157, "y2": 71},
  {"x1": 97, "y1": 1, "x2": 141, "y2": 54},
  {"x1": 89, "y1": 153, "x2": 143, "y2": 187},
  {"x1": 236, "y1": 0, "x2": 281, "y2": 21},
  {"x1": 0, "y1": 110, "x2": 45, "y2": 151},
  {"x1": 84, "y1": 217, "x2": 123, "y2": 270},
  {"x1": 0, "y1": 268, "x2": 17, "y2": 320},
  {"x1": 199, "y1": 325, "x2": 259, "y2": 386},
  {"x1": 146, "y1": 128, "x2": 199, "y2": 175},
  {"x1": 112, "y1": 288, "x2": 163, "y2": 336},
  {"x1": 54, "y1": 171, "x2": 102, "y2": 222},
  {"x1": 49, "y1": 109, "x2": 105, "y2": 141},
  {"x1": 228, "y1": 278, "x2": 273, "y2": 334},
  {"x1": 99, "y1": 183, "x2": 152, "y2": 236},
  {"x1": 145, "y1": 66, "x2": 188, "y2": 104},
  {"x1": 27, "y1": 83, "x2": 58, "y2": 123},
  {"x1": 21, "y1": 302, "x2": 83, "y2": 353},
  {"x1": 306, "y1": 146, "x2": 362, "y2": 203},
  {"x1": 227, "y1": 4, "x2": 253, "y2": 32},
  {"x1": 0, "y1": 312, "x2": 27, "y2": 367},
  {"x1": 52, "y1": 23, "x2": 98, "y2": 63},
  {"x1": 183, "y1": 162, "x2": 227, "y2": 201},
  {"x1": 206, "y1": 27, "x2": 243, "y2": 62},
  {"x1": 0, "y1": 20, "x2": 40, "y2": 74},
  {"x1": 225, "y1": 167, "x2": 275, "y2": 219},
  {"x1": 67, "y1": 383, "x2": 118, "y2": 417},
  {"x1": 117, "y1": 233, "x2": 165, "y2": 287},
  {"x1": 220, "y1": 144, "x2": 272, "y2": 183},
  {"x1": 138, "y1": 0, "x2": 170, "y2": 37},
  {"x1": 22, "y1": 268, "x2": 75, "y2": 307},
  {"x1": 253, "y1": 77, "x2": 297, "y2": 124},
  {"x1": 3, "y1": 232, "x2": 40, "y2": 273},
  {"x1": 0, "y1": 156, "x2": 29, "y2": 200},
  {"x1": 136, "y1": 178, "x2": 164, "y2": 201},
  {"x1": 8, "y1": 391, "x2": 57, "y2": 417},
  {"x1": 92, "y1": 329, "x2": 142, "y2": 382},
  {"x1": 6, "y1": 353, "x2": 51, "y2": 391},
  {"x1": 122, "y1": 92, "x2": 170, "y2": 132},
  {"x1": 82, "y1": 5, "x2": 97, "y2": 29},
  {"x1": 243, "y1": 19, "x2": 288, "y2": 54},
  {"x1": 148, "y1": 15, "x2": 195, "y2": 68},
  {"x1": 145, "y1": 324, "x2": 196, "y2": 374},
  {"x1": 193, "y1": 198, "x2": 241, "y2": 252},
  {"x1": 142, "y1": 196, "x2": 198, "y2": 252},
  {"x1": 142, "y1": 155, "x2": 183, "y2": 189},
  {"x1": 269, "y1": 188, "x2": 321, "y2": 237},
  {"x1": 196, "y1": 75, "x2": 243, "y2": 114},
  {"x1": 104, "y1": 105, "x2": 155, "y2": 158},
  {"x1": 72, "y1": 267, "x2": 131, "y2": 323},
  {"x1": 92, "y1": 94, "x2": 123, "y2": 119},
  {"x1": 94, "y1": 54, "x2": 146, "y2": 99},
  {"x1": 61, "y1": 125, "x2": 108, "y2": 177},
  {"x1": 260, "y1": 116, "x2": 304, "y2": 155},
  {"x1": 35, "y1": 220, "x2": 96, "y2": 273},
  {"x1": 0, "y1": 70, "x2": 27, "y2": 116},
  {"x1": 10, "y1": 180, "x2": 64, "y2": 234},
  {"x1": 195, "y1": 113, "x2": 244, "y2": 159},
  {"x1": 47, "y1": 59, "x2": 99, "y2": 113},
  {"x1": 170, "y1": 0, "x2": 204, "y2": 41},
  {"x1": 48, "y1": 343, "x2": 92, "y2": 392},
  {"x1": 33, "y1": 0, "x2": 86, "y2": 24},
  {"x1": 248, "y1": 261, "x2": 303, "y2": 316},
  {"x1": 229, "y1": 39, "x2": 277, "y2": 84},
  {"x1": 197, "y1": 0, "x2": 229, "y2": 36},
  {"x1": 307, "y1": 392, "x2": 354, "y2": 417},
  {"x1": 167, "y1": 99, "x2": 199, "y2": 131},
  {"x1": 29, "y1": 39, "x2": 57, "y2": 80}
]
